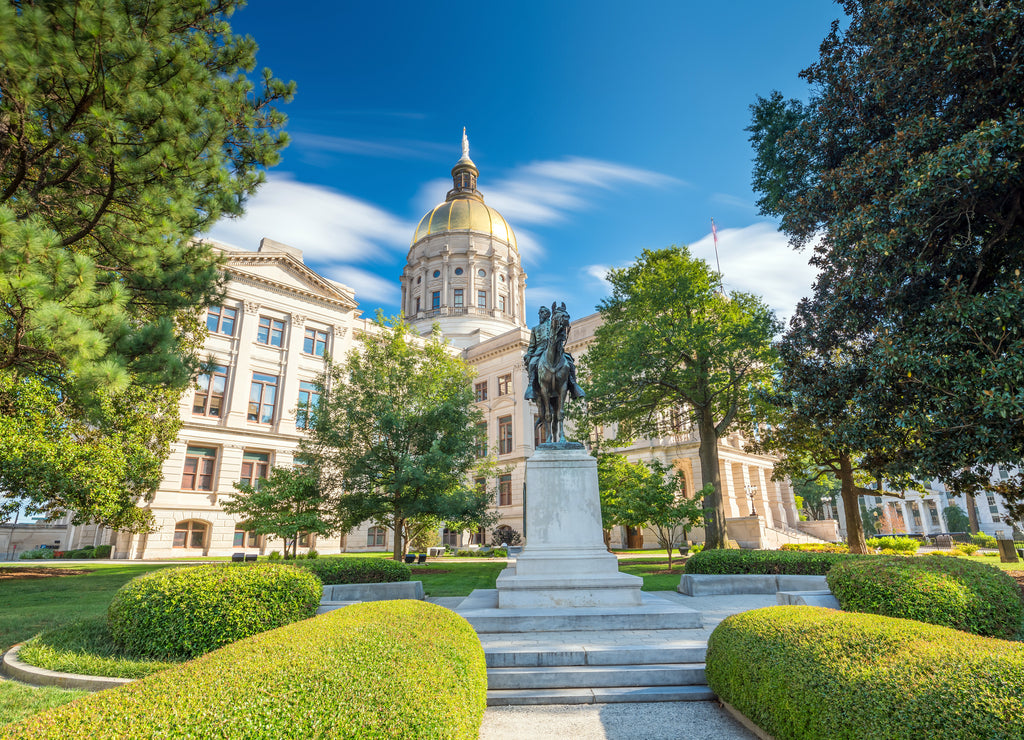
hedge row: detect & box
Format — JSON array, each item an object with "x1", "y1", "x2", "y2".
[
  {"x1": 108, "y1": 564, "x2": 321, "y2": 659},
  {"x1": 706, "y1": 606, "x2": 1024, "y2": 740},
  {"x1": 827, "y1": 555, "x2": 1024, "y2": 639},
  {"x1": 866, "y1": 536, "x2": 920, "y2": 553},
  {"x1": 684, "y1": 548, "x2": 869, "y2": 575},
  {"x1": 6, "y1": 601, "x2": 487, "y2": 740},
  {"x1": 296, "y1": 557, "x2": 411, "y2": 585}
]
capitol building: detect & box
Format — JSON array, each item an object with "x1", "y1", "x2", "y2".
[{"x1": 48, "y1": 139, "x2": 812, "y2": 559}]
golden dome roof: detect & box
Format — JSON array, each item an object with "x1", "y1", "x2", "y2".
[{"x1": 411, "y1": 197, "x2": 517, "y2": 250}]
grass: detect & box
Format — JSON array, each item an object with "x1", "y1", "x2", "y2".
[
  {"x1": 0, "y1": 680, "x2": 85, "y2": 728},
  {"x1": 411, "y1": 561, "x2": 506, "y2": 596},
  {"x1": 17, "y1": 616, "x2": 180, "y2": 679}
]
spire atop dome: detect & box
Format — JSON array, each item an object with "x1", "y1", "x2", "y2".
[{"x1": 447, "y1": 127, "x2": 482, "y2": 202}]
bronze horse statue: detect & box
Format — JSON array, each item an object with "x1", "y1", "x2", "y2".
[{"x1": 536, "y1": 302, "x2": 571, "y2": 444}]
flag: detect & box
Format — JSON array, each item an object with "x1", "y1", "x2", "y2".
[{"x1": 711, "y1": 218, "x2": 718, "y2": 246}]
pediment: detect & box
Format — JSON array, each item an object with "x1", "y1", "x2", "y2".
[{"x1": 223, "y1": 252, "x2": 358, "y2": 310}]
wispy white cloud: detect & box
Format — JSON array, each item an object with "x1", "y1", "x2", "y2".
[
  {"x1": 291, "y1": 133, "x2": 450, "y2": 160},
  {"x1": 689, "y1": 222, "x2": 816, "y2": 322},
  {"x1": 582, "y1": 264, "x2": 612, "y2": 288},
  {"x1": 710, "y1": 192, "x2": 757, "y2": 211},
  {"x1": 323, "y1": 265, "x2": 400, "y2": 305},
  {"x1": 208, "y1": 174, "x2": 415, "y2": 263}
]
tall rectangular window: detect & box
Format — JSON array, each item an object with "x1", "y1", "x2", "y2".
[
  {"x1": 498, "y1": 474, "x2": 512, "y2": 506},
  {"x1": 256, "y1": 317, "x2": 285, "y2": 347},
  {"x1": 181, "y1": 447, "x2": 217, "y2": 491},
  {"x1": 474, "y1": 381, "x2": 488, "y2": 402},
  {"x1": 453, "y1": 288, "x2": 464, "y2": 308},
  {"x1": 193, "y1": 364, "x2": 228, "y2": 417},
  {"x1": 498, "y1": 295, "x2": 506, "y2": 313},
  {"x1": 296, "y1": 381, "x2": 320, "y2": 429},
  {"x1": 415, "y1": 297, "x2": 421, "y2": 313},
  {"x1": 239, "y1": 451, "x2": 270, "y2": 490},
  {"x1": 303, "y1": 327, "x2": 328, "y2": 357},
  {"x1": 497, "y1": 374, "x2": 512, "y2": 396},
  {"x1": 475, "y1": 421, "x2": 488, "y2": 457},
  {"x1": 432, "y1": 291, "x2": 441, "y2": 309},
  {"x1": 248, "y1": 373, "x2": 278, "y2": 423},
  {"x1": 498, "y1": 415, "x2": 513, "y2": 455},
  {"x1": 477, "y1": 290, "x2": 486, "y2": 308},
  {"x1": 233, "y1": 528, "x2": 259, "y2": 548},
  {"x1": 206, "y1": 306, "x2": 237, "y2": 336}
]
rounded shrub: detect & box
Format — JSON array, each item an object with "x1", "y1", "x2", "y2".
[
  {"x1": 706, "y1": 606, "x2": 1024, "y2": 740},
  {"x1": 107, "y1": 563, "x2": 321, "y2": 658},
  {"x1": 18, "y1": 548, "x2": 54, "y2": 560},
  {"x1": 296, "y1": 556, "x2": 410, "y2": 585},
  {"x1": 866, "y1": 536, "x2": 920, "y2": 553},
  {"x1": 827, "y1": 555, "x2": 1024, "y2": 638},
  {"x1": 8, "y1": 601, "x2": 487, "y2": 740},
  {"x1": 685, "y1": 548, "x2": 868, "y2": 576}
]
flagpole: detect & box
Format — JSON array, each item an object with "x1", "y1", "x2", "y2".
[{"x1": 711, "y1": 218, "x2": 723, "y2": 276}]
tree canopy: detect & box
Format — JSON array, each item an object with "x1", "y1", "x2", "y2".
[
  {"x1": 0, "y1": 0, "x2": 291, "y2": 527},
  {"x1": 303, "y1": 316, "x2": 489, "y2": 560},
  {"x1": 748, "y1": 0, "x2": 1024, "y2": 508},
  {"x1": 582, "y1": 246, "x2": 779, "y2": 548}
]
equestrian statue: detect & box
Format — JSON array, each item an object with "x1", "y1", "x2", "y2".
[{"x1": 524, "y1": 302, "x2": 585, "y2": 444}]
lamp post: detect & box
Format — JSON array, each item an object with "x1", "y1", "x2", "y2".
[{"x1": 745, "y1": 485, "x2": 758, "y2": 517}]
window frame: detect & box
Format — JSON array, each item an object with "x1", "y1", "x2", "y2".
[
  {"x1": 239, "y1": 451, "x2": 270, "y2": 490},
  {"x1": 474, "y1": 381, "x2": 488, "y2": 402},
  {"x1": 431, "y1": 291, "x2": 440, "y2": 309},
  {"x1": 256, "y1": 316, "x2": 286, "y2": 347},
  {"x1": 477, "y1": 290, "x2": 486, "y2": 308},
  {"x1": 206, "y1": 306, "x2": 237, "y2": 336},
  {"x1": 475, "y1": 421, "x2": 488, "y2": 457},
  {"x1": 498, "y1": 415, "x2": 513, "y2": 455},
  {"x1": 181, "y1": 447, "x2": 217, "y2": 491},
  {"x1": 367, "y1": 526, "x2": 387, "y2": 547},
  {"x1": 173, "y1": 520, "x2": 208, "y2": 549},
  {"x1": 193, "y1": 364, "x2": 229, "y2": 417},
  {"x1": 303, "y1": 327, "x2": 329, "y2": 357},
  {"x1": 497, "y1": 374, "x2": 512, "y2": 396},
  {"x1": 296, "y1": 380, "x2": 321, "y2": 430},
  {"x1": 498, "y1": 474, "x2": 512, "y2": 506},
  {"x1": 248, "y1": 372, "x2": 279, "y2": 424}
]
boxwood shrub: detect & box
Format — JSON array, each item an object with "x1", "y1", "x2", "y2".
[
  {"x1": 296, "y1": 556, "x2": 411, "y2": 585},
  {"x1": 685, "y1": 548, "x2": 868, "y2": 576},
  {"x1": 865, "y1": 536, "x2": 920, "y2": 553},
  {"x1": 108, "y1": 563, "x2": 321, "y2": 659},
  {"x1": 706, "y1": 606, "x2": 1024, "y2": 740},
  {"x1": 827, "y1": 555, "x2": 1024, "y2": 639},
  {"x1": 7, "y1": 601, "x2": 486, "y2": 740}
]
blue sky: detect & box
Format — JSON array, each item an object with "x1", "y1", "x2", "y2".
[{"x1": 209, "y1": 1, "x2": 844, "y2": 325}]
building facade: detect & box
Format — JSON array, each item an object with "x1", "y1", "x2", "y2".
[{"x1": 56, "y1": 139, "x2": 810, "y2": 559}]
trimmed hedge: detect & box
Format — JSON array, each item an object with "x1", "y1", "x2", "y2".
[
  {"x1": 827, "y1": 555, "x2": 1024, "y2": 639},
  {"x1": 108, "y1": 564, "x2": 321, "y2": 659},
  {"x1": 6, "y1": 601, "x2": 487, "y2": 740},
  {"x1": 866, "y1": 536, "x2": 920, "y2": 553},
  {"x1": 706, "y1": 606, "x2": 1024, "y2": 740},
  {"x1": 684, "y1": 548, "x2": 868, "y2": 576},
  {"x1": 296, "y1": 556, "x2": 411, "y2": 585},
  {"x1": 780, "y1": 543, "x2": 850, "y2": 553}
]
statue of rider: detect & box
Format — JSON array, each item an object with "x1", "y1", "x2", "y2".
[{"x1": 523, "y1": 305, "x2": 585, "y2": 400}]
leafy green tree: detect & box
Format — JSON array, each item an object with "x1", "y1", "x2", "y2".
[
  {"x1": 596, "y1": 453, "x2": 651, "y2": 549},
  {"x1": 582, "y1": 246, "x2": 780, "y2": 549},
  {"x1": 792, "y1": 469, "x2": 841, "y2": 521},
  {"x1": 943, "y1": 505, "x2": 971, "y2": 534},
  {"x1": 0, "y1": 0, "x2": 291, "y2": 527},
  {"x1": 224, "y1": 467, "x2": 339, "y2": 559},
  {"x1": 748, "y1": 0, "x2": 1024, "y2": 510},
  {"x1": 303, "y1": 316, "x2": 487, "y2": 561}
]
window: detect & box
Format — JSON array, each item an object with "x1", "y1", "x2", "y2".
[
  {"x1": 193, "y1": 364, "x2": 228, "y2": 416},
  {"x1": 474, "y1": 381, "x2": 488, "y2": 402},
  {"x1": 239, "y1": 451, "x2": 270, "y2": 489},
  {"x1": 206, "y1": 306, "x2": 236, "y2": 336},
  {"x1": 498, "y1": 295, "x2": 506, "y2": 313},
  {"x1": 298, "y1": 533, "x2": 311, "y2": 548},
  {"x1": 475, "y1": 477, "x2": 486, "y2": 492},
  {"x1": 454, "y1": 288, "x2": 464, "y2": 307},
  {"x1": 497, "y1": 374, "x2": 512, "y2": 396},
  {"x1": 233, "y1": 528, "x2": 259, "y2": 548},
  {"x1": 478, "y1": 269, "x2": 486, "y2": 277},
  {"x1": 367, "y1": 526, "x2": 386, "y2": 547},
  {"x1": 248, "y1": 373, "x2": 278, "y2": 423},
  {"x1": 415, "y1": 297, "x2": 421, "y2": 313},
  {"x1": 442, "y1": 528, "x2": 461, "y2": 547},
  {"x1": 477, "y1": 290, "x2": 486, "y2": 308},
  {"x1": 498, "y1": 415, "x2": 513, "y2": 454},
  {"x1": 475, "y1": 422, "x2": 488, "y2": 457},
  {"x1": 181, "y1": 447, "x2": 216, "y2": 491},
  {"x1": 928, "y1": 501, "x2": 941, "y2": 526},
  {"x1": 173, "y1": 521, "x2": 208, "y2": 549},
  {"x1": 303, "y1": 327, "x2": 328, "y2": 357},
  {"x1": 256, "y1": 317, "x2": 285, "y2": 347},
  {"x1": 296, "y1": 381, "x2": 320, "y2": 430},
  {"x1": 433, "y1": 269, "x2": 441, "y2": 278},
  {"x1": 498, "y1": 474, "x2": 512, "y2": 506},
  {"x1": 432, "y1": 291, "x2": 440, "y2": 309},
  {"x1": 454, "y1": 267, "x2": 463, "y2": 276}
]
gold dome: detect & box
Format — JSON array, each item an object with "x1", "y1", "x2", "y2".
[{"x1": 411, "y1": 197, "x2": 517, "y2": 251}]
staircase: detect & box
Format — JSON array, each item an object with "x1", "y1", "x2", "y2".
[{"x1": 456, "y1": 589, "x2": 715, "y2": 706}]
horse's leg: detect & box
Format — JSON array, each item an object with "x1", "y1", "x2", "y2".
[{"x1": 556, "y1": 384, "x2": 568, "y2": 443}]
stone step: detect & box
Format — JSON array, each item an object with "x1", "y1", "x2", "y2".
[
  {"x1": 486, "y1": 684, "x2": 716, "y2": 706},
  {"x1": 487, "y1": 662, "x2": 706, "y2": 690},
  {"x1": 484, "y1": 642, "x2": 707, "y2": 668}
]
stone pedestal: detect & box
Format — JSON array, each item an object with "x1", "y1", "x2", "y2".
[{"x1": 495, "y1": 446, "x2": 643, "y2": 608}]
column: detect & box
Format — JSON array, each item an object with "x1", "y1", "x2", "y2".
[
  {"x1": 226, "y1": 301, "x2": 260, "y2": 426},
  {"x1": 277, "y1": 313, "x2": 306, "y2": 433},
  {"x1": 721, "y1": 459, "x2": 741, "y2": 518},
  {"x1": 441, "y1": 252, "x2": 450, "y2": 312},
  {"x1": 754, "y1": 467, "x2": 777, "y2": 528}
]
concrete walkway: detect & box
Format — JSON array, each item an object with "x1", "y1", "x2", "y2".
[{"x1": 428, "y1": 592, "x2": 776, "y2": 740}]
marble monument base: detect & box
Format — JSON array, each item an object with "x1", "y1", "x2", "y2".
[{"x1": 494, "y1": 446, "x2": 643, "y2": 609}]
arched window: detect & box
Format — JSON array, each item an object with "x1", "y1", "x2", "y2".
[
  {"x1": 367, "y1": 526, "x2": 386, "y2": 547},
  {"x1": 173, "y1": 520, "x2": 208, "y2": 549}
]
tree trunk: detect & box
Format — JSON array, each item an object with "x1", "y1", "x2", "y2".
[
  {"x1": 839, "y1": 453, "x2": 868, "y2": 554},
  {"x1": 696, "y1": 408, "x2": 727, "y2": 549},
  {"x1": 393, "y1": 517, "x2": 404, "y2": 561},
  {"x1": 966, "y1": 491, "x2": 980, "y2": 534}
]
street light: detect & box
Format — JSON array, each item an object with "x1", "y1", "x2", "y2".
[{"x1": 745, "y1": 485, "x2": 758, "y2": 517}]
